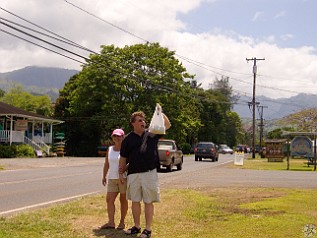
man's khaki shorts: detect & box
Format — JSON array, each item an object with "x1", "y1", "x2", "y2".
[
  {"x1": 107, "y1": 179, "x2": 127, "y2": 193},
  {"x1": 126, "y1": 169, "x2": 160, "y2": 203}
]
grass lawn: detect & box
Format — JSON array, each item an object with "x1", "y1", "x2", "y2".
[
  {"x1": 231, "y1": 156, "x2": 317, "y2": 171},
  {"x1": 0, "y1": 188, "x2": 317, "y2": 238}
]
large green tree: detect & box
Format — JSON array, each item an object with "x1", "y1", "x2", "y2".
[
  {"x1": 55, "y1": 43, "x2": 244, "y2": 156},
  {"x1": 55, "y1": 43, "x2": 200, "y2": 156}
]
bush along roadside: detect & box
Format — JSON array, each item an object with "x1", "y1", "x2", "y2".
[{"x1": 0, "y1": 144, "x2": 35, "y2": 158}]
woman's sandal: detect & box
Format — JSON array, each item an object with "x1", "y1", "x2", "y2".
[
  {"x1": 139, "y1": 229, "x2": 151, "y2": 238},
  {"x1": 116, "y1": 223, "x2": 125, "y2": 230},
  {"x1": 125, "y1": 226, "x2": 141, "y2": 235}
]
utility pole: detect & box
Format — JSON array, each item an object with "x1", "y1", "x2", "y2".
[
  {"x1": 246, "y1": 57, "x2": 265, "y2": 158},
  {"x1": 258, "y1": 105, "x2": 268, "y2": 155}
]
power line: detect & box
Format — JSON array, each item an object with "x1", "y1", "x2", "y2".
[
  {"x1": 0, "y1": 17, "x2": 94, "y2": 54},
  {"x1": 1, "y1": 20, "x2": 90, "y2": 61},
  {"x1": 63, "y1": 0, "x2": 149, "y2": 43},
  {"x1": 0, "y1": 29, "x2": 86, "y2": 65},
  {"x1": 0, "y1": 7, "x2": 77, "y2": 46},
  {"x1": 176, "y1": 54, "x2": 251, "y2": 76}
]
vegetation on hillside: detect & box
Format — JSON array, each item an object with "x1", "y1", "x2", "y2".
[{"x1": 0, "y1": 85, "x2": 53, "y2": 116}]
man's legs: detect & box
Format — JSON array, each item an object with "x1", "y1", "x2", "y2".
[
  {"x1": 125, "y1": 173, "x2": 142, "y2": 234},
  {"x1": 132, "y1": 201, "x2": 141, "y2": 228},
  {"x1": 144, "y1": 202, "x2": 154, "y2": 231}
]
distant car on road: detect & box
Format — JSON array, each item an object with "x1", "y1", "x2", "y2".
[
  {"x1": 218, "y1": 144, "x2": 234, "y2": 154},
  {"x1": 194, "y1": 142, "x2": 219, "y2": 162},
  {"x1": 236, "y1": 145, "x2": 249, "y2": 153},
  {"x1": 157, "y1": 139, "x2": 183, "y2": 172}
]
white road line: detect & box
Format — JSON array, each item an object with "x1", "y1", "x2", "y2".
[
  {"x1": 0, "y1": 171, "x2": 94, "y2": 185},
  {"x1": 217, "y1": 160, "x2": 233, "y2": 166},
  {"x1": 0, "y1": 191, "x2": 100, "y2": 216}
]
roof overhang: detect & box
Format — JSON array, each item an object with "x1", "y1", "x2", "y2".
[{"x1": 0, "y1": 102, "x2": 64, "y2": 125}]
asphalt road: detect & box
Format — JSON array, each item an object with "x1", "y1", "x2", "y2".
[
  {"x1": 1, "y1": 154, "x2": 317, "y2": 217},
  {"x1": 0, "y1": 157, "x2": 104, "y2": 216}
]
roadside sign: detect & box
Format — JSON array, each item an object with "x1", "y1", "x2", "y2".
[{"x1": 234, "y1": 152, "x2": 244, "y2": 166}]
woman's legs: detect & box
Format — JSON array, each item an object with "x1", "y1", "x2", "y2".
[
  {"x1": 106, "y1": 192, "x2": 118, "y2": 226},
  {"x1": 118, "y1": 193, "x2": 128, "y2": 228}
]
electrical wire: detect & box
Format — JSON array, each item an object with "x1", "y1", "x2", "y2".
[
  {"x1": 0, "y1": 7, "x2": 77, "y2": 46},
  {"x1": 1, "y1": 20, "x2": 90, "y2": 61},
  {"x1": 63, "y1": 0, "x2": 149, "y2": 43},
  {"x1": 0, "y1": 29, "x2": 86, "y2": 65},
  {"x1": 0, "y1": 17, "x2": 94, "y2": 54}
]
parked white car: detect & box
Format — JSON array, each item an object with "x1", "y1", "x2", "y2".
[{"x1": 219, "y1": 144, "x2": 234, "y2": 154}]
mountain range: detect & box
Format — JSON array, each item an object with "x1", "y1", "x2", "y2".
[
  {"x1": 0, "y1": 66, "x2": 78, "y2": 102},
  {"x1": 1, "y1": 66, "x2": 316, "y2": 120},
  {"x1": 233, "y1": 93, "x2": 317, "y2": 120}
]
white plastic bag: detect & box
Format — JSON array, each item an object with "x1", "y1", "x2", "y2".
[{"x1": 149, "y1": 103, "x2": 165, "y2": 134}]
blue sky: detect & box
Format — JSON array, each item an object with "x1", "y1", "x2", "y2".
[
  {"x1": 180, "y1": 0, "x2": 316, "y2": 49},
  {"x1": 1, "y1": 0, "x2": 317, "y2": 100}
]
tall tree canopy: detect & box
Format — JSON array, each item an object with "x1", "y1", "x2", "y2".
[
  {"x1": 55, "y1": 43, "x2": 202, "y2": 155},
  {"x1": 55, "y1": 43, "x2": 242, "y2": 155}
]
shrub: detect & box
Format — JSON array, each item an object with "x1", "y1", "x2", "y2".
[
  {"x1": 0, "y1": 144, "x2": 35, "y2": 158},
  {"x1": 180, "y1": 142, "x2": 191, "y2": 154},
  {"x1": 16, "y1": 144, "x2": 36, "y2": 157},
  {"x1": 0, "y1": 144, "x2": 17, "y2": 158}
]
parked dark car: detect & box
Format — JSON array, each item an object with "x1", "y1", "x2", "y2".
[{"x1": 194, "y1": 142, "x2": 219, "y2": 162}]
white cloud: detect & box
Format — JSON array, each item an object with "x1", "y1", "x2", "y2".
[
  {"x1": 252, "y1": 11, "x2": 265, "y2": 22},
  {"x1": 274, "y1": 11, "x2": 286, "y2": 19},
  {"x1": 280, "y1": 34, "x2": 294, "y2": 41},
  {"x1": 263, "y1": 35, "x2": 276, "y2": 44}
]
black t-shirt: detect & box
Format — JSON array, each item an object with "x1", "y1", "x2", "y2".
[{"x1": 120, "y1": 130, "x2": 161, "y2": 175}]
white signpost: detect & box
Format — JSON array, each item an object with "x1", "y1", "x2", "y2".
[{"x1": 234, "y1": 152, "x2": 244, "y2": 166}]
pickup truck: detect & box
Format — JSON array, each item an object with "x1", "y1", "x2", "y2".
[{"x1": 157, "y1": 139, "x2": 183, "y2": 172}]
